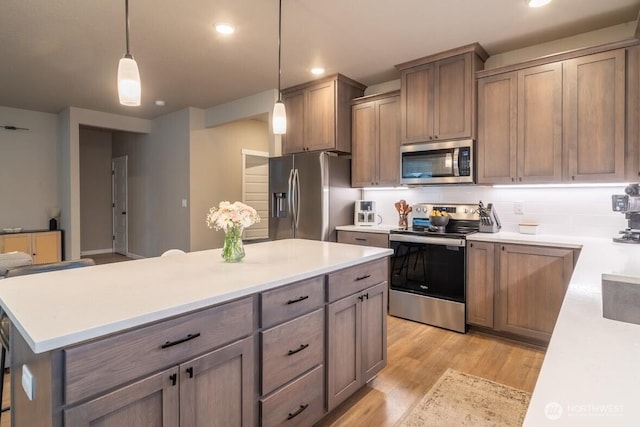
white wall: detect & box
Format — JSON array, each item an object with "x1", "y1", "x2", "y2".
[
  {"x1": 363, "y1": 185, "x2": 630, "y2": 239},
  {"x1": 0, "y1": 106, "x2": 58, "y2": 230}
]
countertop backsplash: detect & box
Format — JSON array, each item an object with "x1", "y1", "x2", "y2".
[{"x1": 362, "y1": 185, "x2": 629, "y2": 239}]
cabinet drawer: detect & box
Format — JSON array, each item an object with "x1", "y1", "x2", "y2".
[
  {"x1": 327, "y1": 258, "x2": 387, "y2": 302},
  {"x1": 261, "y1": 276, "x2": 324, "y2": 328},
  {"x1": 262, "y1": 309, "x2": 324, "y2": 395},
  {"x1": 261, "y1": 365, "x2": 325, "y2": 427},
  {"x1": 64, "y1": 296, "x2": 253, "y2": 404},
  {"x1": 337, "y1": 231, "x2": 389, "y2": 248}
]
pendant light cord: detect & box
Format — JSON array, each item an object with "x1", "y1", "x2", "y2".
[
  {"x1": 277, "y1": 0, "x2": 282, "y2": 101},
  {"x1": 125, "y1": 0, "x2": 132, "y2": 58}
]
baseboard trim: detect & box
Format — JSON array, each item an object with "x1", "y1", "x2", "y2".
[
  {"x1": 80, "y1": 248, "x2": 113, "y2": 256},
  {"x1": 127, "y1": 252, "x2": 145, "y2": 260}
]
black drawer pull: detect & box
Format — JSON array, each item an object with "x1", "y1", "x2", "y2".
[
  {"x1": 355, "y1": 237, "x2": 367, "y2": 241},
  {"x1": 287, "y1": 343, "x2": 309, "y2": 356},
  {"x1": 287, "y1": 404, "x2": 309, "y2": 420},
  {"x1": 161, "y1": 332, "x2": 201, "y2": 349},
  {"x1": 186, "y1": 367, "x2": 194, "y2": 378},
  {"x1": 355, "y1": 274, "x2": 371, "y2": 281},
  {"x1": 169, "y1": 373, "x2": 177, "y2": 386},
  {"x1": 286, "y1": 295, "x2": 309, "y2": 305}
]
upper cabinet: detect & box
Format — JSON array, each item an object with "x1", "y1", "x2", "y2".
[
  {"x1": 477, "y1": 63, "x2": 563, "y2": 184},
  {"x1": 478, "y1": 44, "x2": 633, "y2": 184},
  {"x1": 564, "y1": 50, "x2": 626, "y2": 182},
  {"x1": 351, "y1": 91, "x2": 400, "y2": 187},
  {"x1": 396, "y1": 43, "x2": 488, "y2": 144},
  {"x1": 281, "y1": 74, "x2": 366, "y2": 155}
]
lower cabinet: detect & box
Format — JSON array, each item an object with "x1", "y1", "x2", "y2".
[
  {"x1": 466, "y1": 241, "x2": 576, "y2": 343},
  {"x1": 0, "y1": 230, "x2": 62, "y2": 264},
  {"x1": 327, "y1": 281, "x2": 387, "y2": 411},
  {"x1": 64, "y1": 337, "x2": 253, "y2": 427}
]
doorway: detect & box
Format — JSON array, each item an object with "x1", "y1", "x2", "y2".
[{"x1": 112, "y1": 156, "x2": 128, "y2": 255}]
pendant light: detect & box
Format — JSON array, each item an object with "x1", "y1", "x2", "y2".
[
  {"x1": 272, "y1": 0, "x2": 287, "y2": 134},
  {"x1": 117, "y1": 0, "x2": 141, "y2": 106}
]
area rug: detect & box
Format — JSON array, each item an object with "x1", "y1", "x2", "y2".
[{"x1": 396, "y1": 368, "x2": 531, "y2": 427}]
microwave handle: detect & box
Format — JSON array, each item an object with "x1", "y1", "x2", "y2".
[{"x1": 453, "y1": 148, "x2": 460, "y2": 177}]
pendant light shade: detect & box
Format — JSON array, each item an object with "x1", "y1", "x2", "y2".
[
  {"x1": 118, "y1": 0, "x2": 141, "y2": 106},
  {"x1": 118, "y1": 56, "x2": 141, "y2": 106},
  {"x1": 273, "y1": 100, "x2": 287, "y2": 135},
  {"x1": 272, "y1": 0, "x2": 286, "y2": 134}
]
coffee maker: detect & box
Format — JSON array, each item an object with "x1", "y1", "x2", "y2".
[
  {"x1": 354, "y1": 200, "x2": 377, "y2": 226},
  {"x1": 612, "y1": 183, "x2": 640, "y2": 243}
]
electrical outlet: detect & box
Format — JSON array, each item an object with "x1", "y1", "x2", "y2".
[
  {"x1": 182, "y1": 199, "x2": 188, "y2": 208},
  {"x1": 22, "y1": 364, "x2": 34, "y2": 400},
  {"x1": 514, "y1": 201, "x2": 524, "y2": 215}
]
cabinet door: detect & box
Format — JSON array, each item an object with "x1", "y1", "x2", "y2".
[
  {"x1": 180, "y1": 336, "x2": 254, "y2": 427},
  {"x1": 434, "y1": 54, "x2": 472, "y2": 140},
  {"x1": 518, "y1": 63, "x2": 563, "y2": 183},
  {"x1": 377, "y1": 95, "x2": 401, "y2": 186},
  {"x1": 327, "y1": 292, "x2": 362, "y2": 411},
  {"x1": 361, "y1": 282, "x2": 387, "y2": 383},
  {"x1": 64, "y1": 366, "x2": 179, "y2": 427},
  {"x1": 306, "y1": 80, "x2": 336, "y2": 152},
  {"x1": 351, "y1": 101, "x2": 377, "y2": 187},
  {"x1": 282, "y1": 90, "x2": 305, "y2": 154},
  {"x1": 32, "y1": 231, "x2": 61, "y2": 264},
  {"x1": 466, "y1": 242, "x2": 495, "y2": 328},
  {"x1": 401, "y1": 63, "x2": 434, "y2": 143},
  {"x1": 1, "y1": 233, "x2": 31, "y2": 256},
  {"x1": 497, "y1": 244, "x2": 574, "y2": 342},
  {"x1": 477, "y1": 72, "x2": 517, "y2": 184},
  {"x1": 564, "y1": 49, "x2": 626, "y2": 182}
]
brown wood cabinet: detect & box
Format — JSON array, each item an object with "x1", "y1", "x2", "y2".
[
  {"x1": 281, "y1": 74, "x2": 365, "y2": 154},
  {"x1": 627, "y1": 45, "x2": 640, "y2": 180},
  {"x1": 327, "y1": 281, "x2": 387, "y2": 411},
  {"x1": 337, "y1": 230, "x2": 389, "y2": 248},
  {"x1": 477, "y1": 63, "x2": 562, "y2": 184},
  {"x1": 496, "y1": 244, "x2": 574, "y2": 342},
  {"x1": 351, "y1": 92, "x2": 400, "y2": 187},
  {"x1": 0, "y1": 230, "x2": 61, "y2": 264},
  {"x1": 396, "y1": 44, "x2": 487, "y2": 144},
  {"x1": 466, "y1": 241, "x2": 495, "y2": 328},
  {"x1": 564, "y1": 49, "x2": 626, "y2": 182}
]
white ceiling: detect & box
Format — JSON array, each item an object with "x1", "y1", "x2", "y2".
[{"x1": 1, "y1": 0, "x2": 639, "y2": 119}]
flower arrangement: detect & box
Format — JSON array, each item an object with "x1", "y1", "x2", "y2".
[{"x1": 206, "y1": 201, "x2": 260, "y2": 262}]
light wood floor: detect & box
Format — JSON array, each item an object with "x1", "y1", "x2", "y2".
[
  {"x1": 315, "y1": 316, "x2": 545, "y2": 427},
  {"x1": 0, "y1": 317, "x2": 544, "y2": 427}
]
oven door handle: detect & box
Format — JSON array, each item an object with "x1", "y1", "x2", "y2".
[{"x1": 389, "y1": 234, "x2": 465, "y2": 247}]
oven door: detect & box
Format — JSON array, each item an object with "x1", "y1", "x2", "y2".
[{"x1": 389, "y1": 234, "x2": 466, "y2": 303}]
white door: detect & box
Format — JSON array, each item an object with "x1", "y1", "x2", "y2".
[{"x1": 112, "y1": 156, "x2": 128, "y2": 255}]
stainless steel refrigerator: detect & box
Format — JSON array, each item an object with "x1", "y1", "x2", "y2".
[{"x1": 269, "y1": 151, "x2": 359, "y2": 241}]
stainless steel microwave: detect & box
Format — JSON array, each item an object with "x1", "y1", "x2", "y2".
[{"x1": 400, "y1": 139, "x2": 474, "y2": 185}]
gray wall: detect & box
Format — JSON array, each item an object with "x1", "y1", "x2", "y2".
[
  {"x1": 79, "y1": 127, "x2": 113, "y2": 253},
  {"x1": 190, "y1": 119, "x2": 270, "y2": 251}
]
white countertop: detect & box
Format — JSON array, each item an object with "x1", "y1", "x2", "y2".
[
  {"x1": 0, "y1": 239, "x2": 392, "y2": 354},
  {"x1": 474, "y1": 232, "x2": 640, "y2": 426},
  {"x1": 336, "y1": 224, "x2": 399, "y2": 234}
]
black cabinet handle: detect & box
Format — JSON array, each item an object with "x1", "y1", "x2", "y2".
[
  {"x1": 355, "y1": 274, "x2": 371, "y2": 281},
  {"x1": 287, "y1": 404, "x2": 309, "y2": 420},
  {"x1": 287, "y1": 343, "x2": 309, "y2": 356},
  {"x1": 364, "y1": 293, "x2": 369, "y2": 300},
  {"x1": 161, "y1": 332, "x2": 201, "y2": 349},
  {"x1": 170, "y1": 373, "x2": 177, "y2": 386},
  {"x1": 470, "y1": 243, "x2": 474, "y2": 248},
  {"x1": 186, "y1": 367, "x2": 194, "y2": 378},
  {"x1": 286, "y1": 295, "x2": 309, "y2": 305},
  {"x1": 355, "y1": 238, "x2": 367, "y2": 242},
  {"x1": 358, "y1": 295, "x2": 364, "y2": 301},
  {"x1": 502, "y1": 246, "x2": 505, "y2": 251}
]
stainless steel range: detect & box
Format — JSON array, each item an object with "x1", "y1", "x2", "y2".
[{"x1": 389, "y1": 203, "x2": 480, "y2": 333}]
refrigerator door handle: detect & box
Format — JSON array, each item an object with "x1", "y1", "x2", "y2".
[
  {"x1": 294, "y1": 168, "x2": 301, "y2": 229},
  {"x1": 287, "y1": 168, "x2": 295, "y2": 233}
]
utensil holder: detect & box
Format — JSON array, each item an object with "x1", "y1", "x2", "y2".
[{"x1": 398, "y1": 213, "x2": 408, "y2": 230}]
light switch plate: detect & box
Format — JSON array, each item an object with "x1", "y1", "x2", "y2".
[
  {"x1": 514, "y1": 201, "x2": 524, "y2": 215},
  {"x1": 22, "y1": 364, "x2": 34, "y2": 400},
  {"x1": 182, "y1": 199, "x2": 188, "y2": 208}
]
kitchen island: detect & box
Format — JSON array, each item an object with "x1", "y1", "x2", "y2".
[
  {"x1": 0, "y1": 239, "x2": 392, "y2": 427},
  {"x1": 468, "y1": 232, "x2": 640, "y2": 426}
]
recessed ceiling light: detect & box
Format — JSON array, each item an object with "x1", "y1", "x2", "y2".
[
  {"x1": 310, "y1": 67, "x2": 325, "y2": 75},
  {"x1": 155, "y1": 100, "x2": 166, "y2": 106},
  {"x1": 215, "y1": 23, "x2": 235, "y2": 35},
  {"x1": 527, "y1": 0, "x2": 552, "y2": 7}
]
